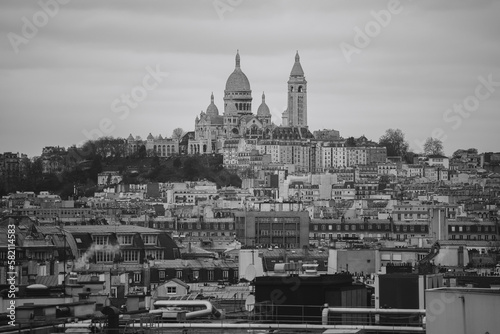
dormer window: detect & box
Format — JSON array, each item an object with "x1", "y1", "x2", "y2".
[
  {"x1": 119, "y1": 235, "x2": 133, "y2": 245},
  {"x1": 94, "y1": 235, "x2": 108, "y2": 245},
  {"x1": 143, "y1": 235, "x2": 157, "y2": 245}
]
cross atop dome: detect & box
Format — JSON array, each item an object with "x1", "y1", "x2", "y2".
[{"x1": 236, "y1": 50, "x2": 240, "y2": 68}]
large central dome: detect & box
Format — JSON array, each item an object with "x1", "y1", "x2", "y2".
[{"x1": 225, "y1": 51, "x2": 251, "y2": 92}]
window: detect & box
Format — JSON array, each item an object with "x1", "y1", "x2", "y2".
[
  {"x1": 159, "y1": 271, "x2": 165, "y2": 280},
  {"x1": 208, "y1": 270, "x2": 214, "y2": 281},
  {"x1": 451, "y1": 226, "x2": 455, "y2": 232},
  {"x1": 223, "y1": 270, "x2": 229, "y2": 279},
  {"x1": 193, "y1": 270, "x2": 199, "y2": 279},
  {"x1": 122, "y1": 250, "x2": 138, "y2": 262},
  {"x1": 381, "y1": 254, "x2": 391, "y2": 261},
  {"x1": 167, "y1": 286, "x2": 177, "y2": 294},
  {"x1": 95, "y1": 251, "x2": 113, "y2": 263},
  {"x1": 133, "y1": 273, "x2": 141, "y2": 283},
  {"x1": 119, "y1": 235, "x2": 133, "y2": 245},
  {"x1": 94, "y1": 235, "x2": 108, "y2": 245},
  {"x1": 146, "y1": 250, "x2": 163, "y2": 260},
  {"x1": 176, "y1": 270, "x2": 183, "y2": 279},
  {"x1": 143, "y1": 235, "x2": 157, "y2": 245}
]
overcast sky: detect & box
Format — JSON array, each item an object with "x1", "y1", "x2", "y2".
[{"x1": 1, "y1": 0, "x2": 499, "y2": 158}]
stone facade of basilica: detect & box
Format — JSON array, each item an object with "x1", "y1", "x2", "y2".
[{"x1": 187, "y1": 51, "x2": 310, "y2": 155}]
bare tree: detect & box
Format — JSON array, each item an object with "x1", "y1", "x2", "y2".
[
  {"x1": 423, "y1": 137, "x2": 444, "y2": 156},
  {"x1": 172, "y1": 128, "x2": 185, "y2": 140}
]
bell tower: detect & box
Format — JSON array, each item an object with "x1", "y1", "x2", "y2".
[{"x1": 285, "y1": 51, "x2": 307, "y2": 127}]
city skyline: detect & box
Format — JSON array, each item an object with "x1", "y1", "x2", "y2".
[{"x1": 1, "y1": 0, "x2": 500, "y2": 158}]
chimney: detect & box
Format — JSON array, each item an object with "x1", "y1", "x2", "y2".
[{"x1": 58, "y1": 272, "x2": 65, "y2": 285}]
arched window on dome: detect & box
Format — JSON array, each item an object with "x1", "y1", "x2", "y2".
[
  {"x1": 153, "y1": 145, "x2": 156, "y2": 152},
  {"x1": 167, "y1": 145, "x2": 171, "y2": 156},
  {"x1": 298, "y1": 86, "x2": 303, "y2": 92},
  {"x1": 290, "y1": 86, "x2": 294, "y2": 92},
  {"x1": 162, "y1": 145, "x2": 166, "y2": 156}
]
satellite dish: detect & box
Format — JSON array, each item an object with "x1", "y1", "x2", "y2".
[
  {"x1": 245, "y1": 295, "x2": 255, "y2": 312},
  {"x1": 245, "y1": 265, "x2": 256, "y2": 281}
]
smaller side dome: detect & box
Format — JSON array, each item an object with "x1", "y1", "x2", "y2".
[
  {"x1": 206, "y1": 93, "x2": 219, "y2": 117},
  {"x1": 257, "y1": 92, "x2": 271, "y2": 117},
  {"x1": 147, "y1": 133, "x2": 154, "y2": 140}
]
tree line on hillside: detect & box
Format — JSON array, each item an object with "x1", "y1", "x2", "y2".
[{"x1": 0, "y1": 129, "x2": 243, "y2": 197}]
